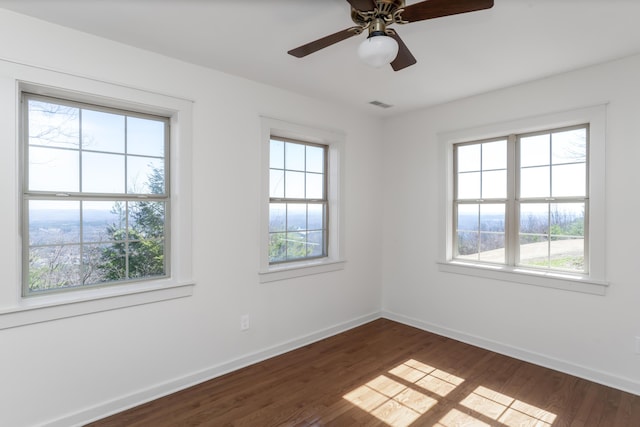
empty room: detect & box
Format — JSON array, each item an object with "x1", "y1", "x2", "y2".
[{"x1": 0, "y1": 1, "x2": 639, "y2": 426}]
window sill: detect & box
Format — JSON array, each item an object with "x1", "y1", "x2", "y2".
[
  {"x1": 438, "y1": 261, "x2": 608, "y2": 295},
  {"x1": 259, "y1": 258, "x2": 346, "y2": 283},
  {"x1": 0, "y1": 280, "x2": 195, "y2": 330}
]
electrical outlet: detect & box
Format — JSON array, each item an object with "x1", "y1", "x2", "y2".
[{"x1": 240, "y1": 314, "x2": 250, "y2": 331}]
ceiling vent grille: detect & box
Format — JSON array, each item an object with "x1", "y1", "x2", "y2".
[{"x1": 369, "y1": 100, "x2": 393, "y2": 109}]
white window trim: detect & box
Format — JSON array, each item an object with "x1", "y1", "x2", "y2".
[
  {"x1": 259, "y1": 117, "x2": 345, "y2": 283},
  {"x1": 0, "y1": 61, "x2": 194, "y2": 330},
  {"x1": 438, "y1": 105, "x2": 608, "y2": 295}
]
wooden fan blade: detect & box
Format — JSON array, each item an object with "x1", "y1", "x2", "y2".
[
  {"x1": 345, "y1": 0, "x2": 376, "y2": 12},
  {"x1": 387, "y1": 29, "x2": 417, "y2": 71},
  {"x1": 401, "y1": 0, "x2": 494, "y2": 23},
  {"x1": 288, "y1": 27, "x2": 360, "y2": 58}
]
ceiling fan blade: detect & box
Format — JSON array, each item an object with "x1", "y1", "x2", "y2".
[
  {"x1": 288, "y1": 27, "x2": 361, "y2": 58},
  {"x1": 345, "y1": 0, "x2": 376, "y2": 12},
  {"x1": 401, "y1": 0, "x2": 494, "y2": 23},
  {"x1": 387, "y1": 30, "x2": 417, "y2": 71}
]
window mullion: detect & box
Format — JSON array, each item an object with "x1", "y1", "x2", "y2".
[{"x1": 507, "y1": 134, "x2": 518, "y2": 266}]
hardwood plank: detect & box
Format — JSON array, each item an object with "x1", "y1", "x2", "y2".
[{"x1": 87, "y1": 319, "x2": 640, "y2": 426}]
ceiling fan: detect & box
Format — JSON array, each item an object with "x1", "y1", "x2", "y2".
[{"x1": 288, "y1": 0, "x2": 494, "y2": 71}]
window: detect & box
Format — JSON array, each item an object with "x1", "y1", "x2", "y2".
[
  {"x1": 259, "y1": 117, "x2": 345, "y2": 282},
  {"x1": 269, "y1": 137, "x2": 328, "y2": 263},
  {"x1": 439, "y1": 106, "x2": 607, "y2": 295},
  {"x1": 23, "y1": 93, "x2": 169, "y2": 296},
  {"x1": 454, "y1": 125, "x2": 588, "y2": 272}
]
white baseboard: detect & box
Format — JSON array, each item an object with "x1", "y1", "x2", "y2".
[
  {"x1": 45, "y1": 311, "x2": 382, "y2": 427},
  {"x1": 382, "y1": 310, "x2": 640, "y2": 397}
]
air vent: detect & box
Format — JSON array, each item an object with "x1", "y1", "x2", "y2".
[{"x1": 369, "y1": 100, "x2": 393, "y2": 109}]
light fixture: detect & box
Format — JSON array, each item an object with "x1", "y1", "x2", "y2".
[{"x1": 357, "y1": 33, "x2": 399, "y2": 68}]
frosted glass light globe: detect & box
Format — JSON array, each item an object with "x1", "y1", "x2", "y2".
[{"x1": 357, "y1": 34, "x2": 399, "y2": 68}]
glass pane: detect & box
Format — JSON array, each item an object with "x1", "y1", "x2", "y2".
[
  {"x1": 29, "y1": 146, "x2": 79, "y2": 192},
  {"x1": 129, "y1": 238, "x2": 165, "y2": 278},
  {"x1": 520, "y1": 203, "x2": 549, "y2": 234},
  {"x1": 270, "y1": 169, "x2": 284, "y2": 198},
  {"x1": 549, "y1": 237, "x2": 584, "y2": 271},
  {"x1": 306, "y1": 172, "x2": 324, "y2": 199},
  {"x1": 481, "y1": 170, "x2": 506, "y2": 199},
  {"x1": 81, "y1": 109, "x2": 125, "y2": 153},
  {"x1": 29, "y1": 200, "x2": 80, "y2": 245},
  {"x1": 520, "y1": 134, "x2": 550, "y2": 167},
  {"x1": 82, "y1": 152, "x2": 125, "y2": 193},
  {"x1": 457, "y1": 172, "x2": 480, "y2": 199},
  {"x1": 269, "y1": 233, "x2": 287, "y2": 262},
  {"x1": 457, "y1": 144, "x2": 480, "y2": 172},
  {"x1": 127, "y1": 117, "x2": 165, "y2": 157},
  {"x1": 28, "y1": 100, "x2": 79, "y2": 148},
  {"x1": 269, "y1": 203, "x2": 286, "y2": 232},
  {"x1": 287, "y1": 204, "x2": 306, "y2": 231},
  {"x1": 128, "y1": 201, "x2": 165, "y2": 240},
  {"x1": 479, "y1": 232, "x2": 505, "y2": 263},
  {"x1": 552, "y1": 163, "x2": 586, "y2": 197},
  {"x1": 127, "y1": 156, "x2": 164, "y2": 194},
  {"x1": 29, "y1": 245, "x2": 81, "y2": 292},
  {"x1": 482, "y1": 140, "x2": 507, "y2": 170},
  {"x1": 82, "y1": 201, "x2": 126, "y2": 243},
  {"x1": 519, "y1": 234, "x2": 549, "y2": 267},
  {"x1": 308, "y1": 203, "x2": 324, "y2": 230},
  {"x1": 286, "y1": 232, "x2": 307, "y2": 260},
  {"x1": 457, "y1": 204, "x2": 479, "y2": 232},
  {"x1": 285, "y1": 142, "x2": 305, "y2": 171},
  {"x1": 480, "y1": 204, "x2": 505, "y2": 232},
  {"x1": 520, "y1": 166, "x2": 550, "y2": 198},
  {"x1": 270, "y1": 139, "x2": 284, "y2": 169},
  {"x1": 550, "y1": 203, "x2": 585, "y2": 238},
  {"x1": 285, "y1": 171, "x2": 305, "y2": 198},
  {"x1": 552, "y1": 128, "x2": 586, "y2": 164},
  {"x1": 82, "y1": 243, "x2": 115, "y2": 285},
  {"x1": 307, "y1": 231, "x2": 325, "y2": 257},
  {"x1": 457, "y1": 231, "x2": 478, "y2": 258},
  {"x1": 306, "y1": 145, "x2": 324, "y2": 173}
]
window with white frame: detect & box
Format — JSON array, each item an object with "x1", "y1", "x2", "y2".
[
  {"x1": 454, "y1": 125, "x2": 588, "y2": 272},
  {"x1": 440, "y1": 105, "x2": 607, "y2": 295},
  {"x1": 269, "y1": 137, "x2": 328, "y2": 263},
  {"x1": 23, "y1": 92, "x2": 169, "y2": 296},
  {"x1": 259, "y1": 117, "x2": 345, "y2": 283}
]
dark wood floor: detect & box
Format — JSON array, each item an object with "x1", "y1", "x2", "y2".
[{"x1": 87, "y1": 319, "x2": 640, "y2": 426}]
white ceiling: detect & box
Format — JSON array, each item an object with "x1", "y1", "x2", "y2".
[{"x1": 1, "y1": 0, "x2": 640, "y2": 117}]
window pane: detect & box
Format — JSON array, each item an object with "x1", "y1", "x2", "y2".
[
  {"x1": 520, "y1": 134, "x2": 550, "y2": 167},
  {"x1": 482, "y1": 140, "x2": 507, "y2": 170},
  {"x1": 29, "y1": 146, "x2": 79, "y2": 192},
  {"x1": 552, "y1": 163, "x2": 586, "y2": 197},
  {"x1": 270, "y1": 170, "x2": 284, "y2": 198},
  {"x1": 287, "y1": 203, "x2": 306, "y2": 231},
  {"x1": 306, "y1": 172, "x2": 324, "y2": 199},
  {"x1": 552, "y1": 128, "x2": 586, "y2": 164},
  {"x1": 127, "y1": 117, "x2": 165, "y2": 157},
  {"x1": 128, "y1": 201, "x2": 165, "y2": 240},
  {"x1": 306, "y1": 145, "x2": 324, "y2": 173},
  {"x1": 480, "y1": 232, "x2": 505, "y2": 263},
  {"x1": 82, "y1": 152, "x2": 125, "y2": 193},
  {"x1": 29, "y1": 200, "x2": 80, "y2": 245},
  {"x1": 308, "y1": 203, "x2": 324, "y2": 230},
  {"x1": 127, "y1": 156, "x2": 165, "y2": 194},
  {"x1": 457, "y1": 144, "x2": 480, "y2": 172},
  {"x1": 457, "y1": 204, "x2": 479, "y2": 232},
  {"x1": 519, "y1": 234, "x2": 549, "y2": 267},
  {"x1": 520, "y1": 203, "x2": 549, "y2": 234},
  {"x1": 270, "y1": 139, "x2": 284, "y2": 169},
  {"x1": 520, "y1": 166, "x2": 550, "y2": 198},
  {"x1": 307, "y1": 231, "x2": 325, "y2": 257},
  {"x1": 457, "y1": 231, "x2": 479, "y2": 257},
  {"x1": 285, "y1": 142, "x2": 305, "y2": 171},
  {"x1": 549, "y1": 237, "x2": 584, "y2": 271},
  {"x1": 550, "y1": 203, "x2": 585, "y2": 238},
  {"x1": 269, "y1": 203, "x2": 286, "y2": 232},
  {"x1": 457, "y1": 172, "x2": 480, "y2": 199},
  {"x1": 82, "y1": 201, "x2": 125, "y2": 243},
  {"x1": 480, "y1": 204, "x2": 505, "y2": 232},
  {"x1": 269, "y1": 233, "x2": 287, "y2": 262},
  {"x1": 286, "y1": 232, "x2": 307, "y2": 260},
  {"x1": 129, "y1": 239, "x2": 165, "y2": 278},
  {"x1": 28, "y1": 100, "x2": 79, "y2": 148},
  {"x1": 82, "y1": 243, "x2": 116, "y2": 285},
  {"x1": 29, "y1": 245, "x2": 81, "y2": 292},
  {"x1": 81, "y1": 109, "x2": 124, "y2": 153},
  {"x1": 285, "y1": 171, "x2": 305, "y2": 198},
  {"x1": 481, "y1": 170, "x2": 506, "y2": 199}
]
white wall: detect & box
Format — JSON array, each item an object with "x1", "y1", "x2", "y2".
[
  {"x1": 0, "y1": 10, "x2": 383, "y2": 427},
  {"x1": 381, "y1": 53, "x2": 640, "y2": 395}
]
